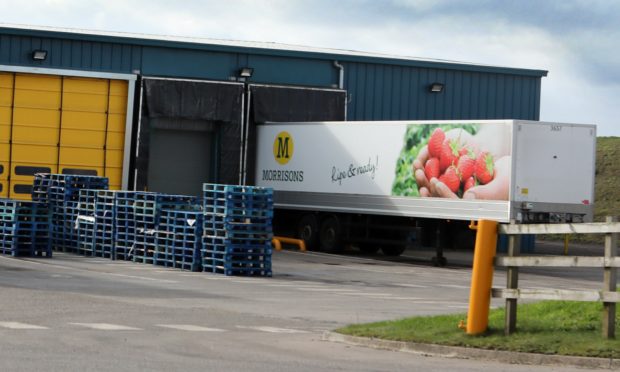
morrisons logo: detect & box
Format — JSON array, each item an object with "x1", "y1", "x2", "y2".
[{"x1": 273, "y1": 131, "x2": 294, "y2": 165}]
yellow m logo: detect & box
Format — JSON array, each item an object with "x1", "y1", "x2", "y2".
[{"x1": 273, "y1": 131, "x2": 294, "y2": 165}]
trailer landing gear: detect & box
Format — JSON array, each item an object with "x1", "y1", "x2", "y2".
[{"x1": 432, "y1": 224, "x2": 447, "y2": 267}]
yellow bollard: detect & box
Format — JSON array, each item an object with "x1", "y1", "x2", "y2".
[
  {"x1": 466, "y1": 219, "x2": 499, "y2": 335},
  {"x1": 271, "y1": 236, "x2": 307, "y2": 252}
]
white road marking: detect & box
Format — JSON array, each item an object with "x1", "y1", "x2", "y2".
[
  {"x1": 156, "y1": 324, "x2": 226, "y2": 332},
  {"x1": 395, "y1": 283, "x2": 428, "y2": 288},
  {"x1": 437, "y1": 284, "x2": 470, "y2": 289},
  {"x1": 236, "y1": 326, "x2": 308, "y2": 334},
  {"x1": 338, "y1": 292, "x2": 393, "y2": 297},
  {"x1": 264, "y1": 284, "x2": 301, "y2": 287},
  {"x1": 297, "y1": 288, "x2": 362, "y2": 293},
  {"x1": 108, "y1": 273, "x2": 178, "y2": 284},
  {"x1": 70, "y1": 323, "x2": 142, "y2": 331},
  {"x1": 0, "y1": 322, "x2": 48, "y2": 330}
]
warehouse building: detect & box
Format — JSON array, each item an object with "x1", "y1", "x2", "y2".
[{"x1": 0, "y1": 24, "x2": 547, "y2": 200}]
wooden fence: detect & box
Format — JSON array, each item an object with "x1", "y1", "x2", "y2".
[{"x1": 492, "y1": 216, "x2": 619, "y2": 338}]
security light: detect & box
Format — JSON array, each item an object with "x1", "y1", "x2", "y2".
[
  {"x1": 32, "y1": 50, "x2": 48, "y2": 61},
  {"x1": 429, "y1": 82, "x2": 444, "y2": 93},
  {"x1": 239, "y1": 67, "x2": 254, "y2": 78}
]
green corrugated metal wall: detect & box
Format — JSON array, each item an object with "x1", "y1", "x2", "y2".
[{"x1": 0, "y1": 26, "x2": 545, "y2": 121}]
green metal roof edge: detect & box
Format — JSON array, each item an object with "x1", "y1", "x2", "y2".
[{"x1": 0, "y1": 25, "x2": 548, "y2": 77}]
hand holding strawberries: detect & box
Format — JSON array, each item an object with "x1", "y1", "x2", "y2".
[{"x1": 413, "y1": 127, "x2": 509, "y2": 200}]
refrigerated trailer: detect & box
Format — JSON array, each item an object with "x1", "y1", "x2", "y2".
[{"x1": 254, "y1": 120, "x2": 596, "y2": 261}]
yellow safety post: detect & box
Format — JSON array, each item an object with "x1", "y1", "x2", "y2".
[
  {"x1": 272, "y1": 236, "x2": 307, "y2": 252},
  {"x1": 563, "y1": 234, "x2": 570, "y2": 255},
  {"x1": 465, "y1": 219, "x2": 499, "y2": 335}
]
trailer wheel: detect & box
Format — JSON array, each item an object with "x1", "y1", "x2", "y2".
[
  {"x1": 319, "y1": 215, "x2": 343, "y2": 253},
  {"x1": 381, "y1": 245, "x2": 406, "y2": 256},
  {"x1": 296, "y1": 214, "x2": 319, "y2": 250}
]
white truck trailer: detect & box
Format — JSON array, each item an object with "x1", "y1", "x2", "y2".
[{"x1": 254, "y1": 120, "x2": 596, "y2": 262}]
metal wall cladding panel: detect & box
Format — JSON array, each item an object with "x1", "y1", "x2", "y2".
[
  {"x1": 12, "y1": 144, "x2": 58, "y2": 164},
  {"x1": 345, "y1": 62, "x2": 541, "y2": 121},
  {"x1": 63, "y1": 76, "x2": 109, "y2": 94},
  {"x1": 0, "y1": 121, "x2": 9, "y2": 142},
  {"x1": 106, "y1": 114, "x2": 125, "y2": 133},
  {"x1": 59, "y1": 147, "x2": 104, "y2": 167},
  {"x1": 105, "y1": 149, "x2": 123, "y2": 167},
  {"x1": 0, "y1": 35, "x2": 142, "y2": 73},
  {"x1": 142, "y1": 47, "x2": 236, "y2": 79},
  {"x1": 105, "y1": 167, "x2": 122, "y2": 188},
  {"x1": 106, "y1": 131, "x2": 124, "y2": 150},
  {"x1": 12, "y1": 107, "x2": 61, "y2": 128},
  {"x1": 60, "y1": 129, "x2": 105, "y2": 148},
  {"x1": 15, "y1": 74, "x2": 60, "y2": 91},
  {"x1": 0, "y1": 144, "x2": 9, "y2": 161},
  {"x1": 248, "y1": 55, "x2": 335, "y2": 87},
  {"x1": 0, "y1": 87, "x2": 11, "y2": 106},
  {"x1": 61, "y1": 111, "x2": 107, "y2": 131},
  {"x1": 0, "y1": 72, "x2": 12, "y2": 87},
  {"x1": 12, "y1": 125, "x2": 58, "y2": 145},
  {"x1": 14, "y1": 87, "x2": 61, "y2": 110},
  {"x1": 62, "y1": 91, "x2": 108, "y2": 112},
  {"x1": 0, "y1": 181, "x2": 7, "y2": 198},
  {"x1": 0, "y1": 72, "x2": 12, "y2": 106}
]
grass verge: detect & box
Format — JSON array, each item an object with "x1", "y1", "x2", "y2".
[{"x1": 337, "y1": 299, "x2": 620, "y2": 358}]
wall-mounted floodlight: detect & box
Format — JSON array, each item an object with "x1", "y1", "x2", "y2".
[
  {"x1": 429, "y1": 82, "x2": 444, "y2": 93},
  {"x1": 239, "y1": 67, "x2": 254, "y2": 78},
  {"x1": 32, "y1": 50, "x2": 48, "y2": 61}
]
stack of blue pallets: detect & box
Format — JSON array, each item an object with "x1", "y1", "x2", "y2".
[
  {"x1": 113, "y1": 191, "x2": 138, "y2": 260},
  {"x1": 33, "y1": 173, "x2": 109, "y2": 253},
  {"x1": 202, "y1": 184, "x2": 273, "y2": 276},
  {"x1": 0, "y1": 199, "x2": 51, "y2": 257},
  {"x1": 133, "y1": 193, "x2": 199, "y2": 264},
  {"x1": 157, "y1": 210, "x2": 203, "y2": 271},
  {"x1": 76, "y1": 189, "x2": 98, "y2": 256},
  {"x1": 94, "y1": 190, "x2": 116, "y2": 259},
  {"x1": 31, "y1": 173, "x2": 52, "y2": 203}
]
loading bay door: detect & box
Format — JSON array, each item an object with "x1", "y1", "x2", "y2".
[
  {"x1": 135, "y1": 78, "x2": 244, "y2": 195},
  {"x1": 0, "y1": 70, "x2": 133, "y2": 199}
]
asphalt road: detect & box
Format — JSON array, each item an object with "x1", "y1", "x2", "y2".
[{"x1": 0, "y1": 247, "x2": 610, "y2": 371}]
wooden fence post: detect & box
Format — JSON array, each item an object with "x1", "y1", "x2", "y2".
[
  {"x1": 505, "y1": 221, "x2": 520, "y2": 336},
  {"x1": 603, "y1": 216, "x2": 617, "y2": 339}
]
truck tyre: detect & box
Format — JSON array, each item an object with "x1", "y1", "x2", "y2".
[
  {"x1": 381, "y1": 245, "x2": 406, "y2": 256},
  {"x1": 296, "y1": 213, "x2": 319, "y2": 250},
  {"x1": 319, "y1": 215, "x2": 343, "y2": 253}
]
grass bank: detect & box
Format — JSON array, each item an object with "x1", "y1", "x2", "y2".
[{"x1": 337, "y1": 299, "x2": 620, "y2": 358}]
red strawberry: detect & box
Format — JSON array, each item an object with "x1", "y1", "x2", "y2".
[
  {"x1": 439, "y1": 166, "x2": 460, "y2": 193},
  {"x1": 439, "y1": 139, "x2": 460, "y2": 172},
  {"x1": 464, "y1": 176, "x2": 476, "y2": 192},
  {"x1": 475, "y1": 151, "x2": 495, "y2": 184},
  {"x1": 424, "y1": 158, "x2": 440, "y2": 180},
  {"x1": 427, "y1": 128, "x2": 445, "y2": 159},
  {"x1": 457, "y1": 154, "x2": 475, "y2": 181}
]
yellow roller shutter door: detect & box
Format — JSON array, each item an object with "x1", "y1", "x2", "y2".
[{"x1": 1, "y1": 72, "x2": 128, "y2": 199}]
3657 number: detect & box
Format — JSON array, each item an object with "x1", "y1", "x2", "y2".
[{"x1": 550, "y1": 125, "x2": 562, "y2": 131}]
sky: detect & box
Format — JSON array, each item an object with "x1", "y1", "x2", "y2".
[{"x1": 1, "y1": 0, "x2": 618, "y2": 136}]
